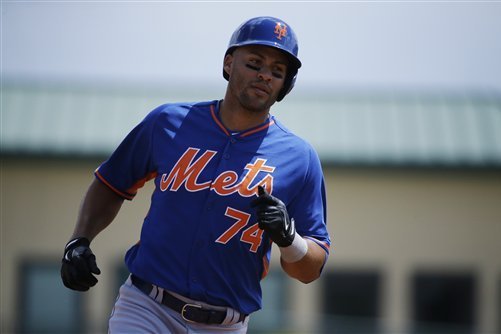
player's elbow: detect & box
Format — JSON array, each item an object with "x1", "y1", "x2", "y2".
[
  {"x1": 284, "y1": 265, "x2": 322, "y2": 284},
  {"x1": 297, "y1": 271, "x2": 321, "y2": 284}
]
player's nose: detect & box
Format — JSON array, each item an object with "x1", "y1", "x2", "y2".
[{"x1": 257, "y1": 67, "x2": 273, "y2": 82}]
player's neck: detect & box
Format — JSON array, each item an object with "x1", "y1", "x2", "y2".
[{"x1": 219, "y1": 99, "x2": 270, "y2": 132}]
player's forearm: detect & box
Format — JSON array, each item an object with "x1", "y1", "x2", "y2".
[
  {"x1": 71, "y1": 178, "x2": 124, "y2": 242},
  {"x1": 280, "y1": 239, "x2": 327, "y2": 284}
]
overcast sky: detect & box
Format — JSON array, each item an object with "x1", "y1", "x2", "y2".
[{"x1": 3, "y1": 1, "x2": 501, "y2": 94}]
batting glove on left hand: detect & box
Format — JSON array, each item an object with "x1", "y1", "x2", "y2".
[
  {"x1": 251, "y1": 186, "x2": 296, "y2": 247},
  {"x1": 61, "y1": 237, "x2": 101, "y2": 291}
]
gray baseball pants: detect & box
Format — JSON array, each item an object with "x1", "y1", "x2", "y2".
[{"x1": 108, "y1": 276, "x2": 249, "y2": 333}]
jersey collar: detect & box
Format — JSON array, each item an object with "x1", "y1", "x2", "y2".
[{"x1": 210, "y1": 101, "x2": 275, "y2": 139}]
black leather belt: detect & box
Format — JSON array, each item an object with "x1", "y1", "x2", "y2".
[{"x1": 130, "y1": 274, "x2": 246, "y2": 325}]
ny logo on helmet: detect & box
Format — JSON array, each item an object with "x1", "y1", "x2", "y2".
[{"x1": 274, "y1": 22, "x2": 287, "y2": 40}]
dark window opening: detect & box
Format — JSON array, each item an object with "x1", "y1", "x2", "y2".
[
  {"x1": 18, "y1": 260, "x2": 83, "y2": 334},
  {"x1": 412, "y1": 271, "x2": 475, "y2": 334},
  {"x1": 322, "y1": 270, "x2": 382, "y2": 333}
]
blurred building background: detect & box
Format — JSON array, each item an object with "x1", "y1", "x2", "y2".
[{"x1": 2, "y1": 2, "x2": 501, "y2": 334}]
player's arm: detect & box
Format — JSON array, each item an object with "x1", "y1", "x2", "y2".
[
  {"x1": 251, "y1": 186, "x2": 327, "y2": 283},
  {"x1": 279, "y1": 239, "x2": 326, "y2": 283},
  {"x1": 71, "y1": 177, "x2": 125, "y2": 241},
  {"x1": 61, "y1": 178, "x2": 124, "y2": 291}
]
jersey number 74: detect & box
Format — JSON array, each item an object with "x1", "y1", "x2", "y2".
[{"x1": 215, "y1": 207, "x2": 264, "y2": 253}]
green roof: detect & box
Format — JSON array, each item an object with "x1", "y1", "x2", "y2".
[{"x1": 2, "y1": 82, "x2": 501, "y2": 167}]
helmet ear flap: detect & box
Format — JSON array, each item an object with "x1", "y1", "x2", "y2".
[{"x1": 277, "y1": 68, "x2": 298, "y2": 102}]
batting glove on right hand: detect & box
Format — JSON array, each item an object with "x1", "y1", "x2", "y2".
[
  {"x1": 61, "y1": 237, "x2": 101, "y2": 291},
  {"x1": 251, "y1": 186, "x2": 296, "y2": 247}
]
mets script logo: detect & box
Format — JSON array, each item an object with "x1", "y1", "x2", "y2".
[
  {"x1": 274, "y1": 22, "x2": 287, "y2": 40},
  {"x1": 160, "y1": 147, "x2": 275, "y2": 196}
]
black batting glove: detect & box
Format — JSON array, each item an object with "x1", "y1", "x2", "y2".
[
  {"x1": 61, "y1": 237, "x2": 101, "y2": 291},
  {"x1": 251, "y1": 186, "x2": 295, "y2": 247}
]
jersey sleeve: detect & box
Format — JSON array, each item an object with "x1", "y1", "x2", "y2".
[
  {"x1": 288, "y1": 146, "x2": 331, "y2": 255},
  {"x1": 94, "y1": 106, "x2": 163, "y2": 200}
]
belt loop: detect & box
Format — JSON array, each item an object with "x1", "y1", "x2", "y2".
[
  {"x1": 155, "y1": 287, "x2": 164, "y2": 303},
  {"x1": 222, "y1": 307, "x2": 242, "y2": 325},
  {"x1": 148, "y1": 285, "x2": 158, "y2": 300}
]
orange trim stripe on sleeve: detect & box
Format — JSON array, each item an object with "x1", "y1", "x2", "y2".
[
  {"x1": 304, "y1": 236, "x2": 331, "y2": 254},
  {"x1": 126, "y1": 171, "x2": 158, "y2": 195},
  {"x1": 95, "y1": 170, "x2": 135, "y2": 200}
]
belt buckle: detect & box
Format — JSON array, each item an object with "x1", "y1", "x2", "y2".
[{"x1": 181, "y1": 303, "x2": 203, "y2": 323}]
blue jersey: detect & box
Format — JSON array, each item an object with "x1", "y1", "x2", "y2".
[{"x1": 95, "y1": 100, "x2": 330, "y2": 314}]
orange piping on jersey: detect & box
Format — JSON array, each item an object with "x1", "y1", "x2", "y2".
[
  {"x1": 210, "y1": 104, "x2": 230, "y2": 136},
  {"x1": 240, "y1": 120, "x2": 275, "y2": 138},
  {"x1": 210, "y1": 104, "x2": 274, "y2": 137},
  {"x1": 95, "y1": 170, "x2": 134, "y2": 200},
  {"x1": 261, "y1": 254, "x2": 270, "y2": 280},
  {"x1": 126, "y1": 171, "x2": 157, "y2": 195}
]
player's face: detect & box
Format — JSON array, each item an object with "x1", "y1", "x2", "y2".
[{"x1": 224, "y1": 45, "x2": 288, "y2": 113}]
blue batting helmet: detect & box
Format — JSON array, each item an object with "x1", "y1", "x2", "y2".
[{"x1": 223, "y1": 16, "x2": 302, "y2": 102}]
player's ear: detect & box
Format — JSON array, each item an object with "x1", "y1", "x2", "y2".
[{"x1": 223, "y1": 54, "x2": 234, "y2": 78}]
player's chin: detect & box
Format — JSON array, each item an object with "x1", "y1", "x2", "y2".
[{"x1": 241, "y1": 92, "x2": 276, "y2": 112}]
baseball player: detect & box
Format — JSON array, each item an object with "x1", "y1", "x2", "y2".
[{"x1": 61, "y1": 16, "x2": 330, "y2": 333}]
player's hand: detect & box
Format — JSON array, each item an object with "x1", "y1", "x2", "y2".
[
  {"x1": 251, "y1": 186, "x2": 295, "y2": 247},
  {"x1": 61, "y1": 237, "x2": 101, "y2": 291}
]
